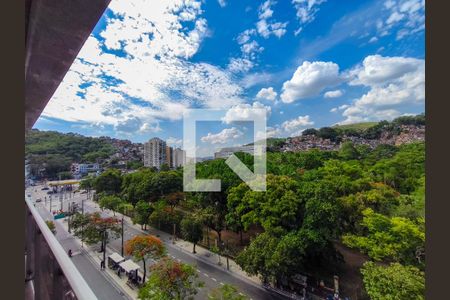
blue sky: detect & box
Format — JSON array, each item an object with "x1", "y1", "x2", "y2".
[{"x1": 35, "y1": 0, "x2": 425, "y2": 156}]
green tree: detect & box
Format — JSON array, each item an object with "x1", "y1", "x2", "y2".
[
  {"x1": 138, "y1": 257, "x2": 204, "y2": 300},
  {"x1": 229, "y1": 175, "x2": 303, "y2": 231},
  {"x1": 208, "y1": 284, "x2": 248, "y2": 300},
  {"x1": 181, "y1": 215, "x2": 203, "y2": 253},
  {"x1": 132, "y1": 200, "x2": 153, "y2": 230},
  {"x1": 339, "y1": 141, "x2": 359, "y2": 160},
  {"x1": 71, "y1": 212, "x2": 121, "y2": 264},
  {"x1": 94, "y1": 168, "x2": 123, "y2": 195},
  {"x1": 361, "y1": 262, "x2": 425, "y2": 300},
  {"x1": 343, "y1": 208, "x2": 425, "y2": 266},
  {"x1": 98, "y1": 195, "x2": 123, "y2": 216},
  {"x1": 125, "y1": 235, "x2": 165, "y2": 283}
]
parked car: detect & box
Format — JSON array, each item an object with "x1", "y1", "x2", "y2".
[
  {"x1": 47, "y1": 191, "x2": 54, "y2": 195},
  {"x1": 80, "y1": 191, "x2": 87, "y2": 194},
  {"x1": 41, "y1": 187, "x2": 49, "y2": 190},
  {"x1": 36, "y1": 199, "x2": 42, "y2": 203}
]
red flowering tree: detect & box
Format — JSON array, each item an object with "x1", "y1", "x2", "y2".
[
  {"x1": 125, "y1": 235, "x2": 165, "y2": 282},
  {"x1": 138, "y1": 257, "x2": 203, "y2": 300},
  {"x1": 72, "y1": 212, "x2": 121, "y2": 264}
]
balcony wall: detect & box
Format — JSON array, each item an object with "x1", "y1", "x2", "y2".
[{"x1": 24, "y1": 198, "x2": 97, "y2": 300}]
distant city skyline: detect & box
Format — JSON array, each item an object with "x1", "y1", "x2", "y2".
[{"x1": 34, "y1": 0, "x2": 425, "y2": 157}]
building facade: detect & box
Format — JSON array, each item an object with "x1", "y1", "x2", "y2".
[
  {"x1": 165, "y1": 146, "x2": 173, "y2": 168},
  {"x1": 144, "y1": 138, "x2": 167, "y2": 169},
  {"x1": 172, "y1": 148, "x2": 186, "y2": 168}
]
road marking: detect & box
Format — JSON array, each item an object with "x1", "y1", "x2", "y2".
[
  {"x1": 211, "y1": 278, "x2": 217, "y2": 282},
  {"x1": 220, "y1": 282, "x2": 224, "y2": 285},
  {"x1": 196, "y1": 269, "x2": 201, "y2": 273},
  {"x1": 239, "y1": 293, "x2": 244, "y2": 296},
  {"x1": 203, "y1": 273, "x2": 209, "y2": 277}
]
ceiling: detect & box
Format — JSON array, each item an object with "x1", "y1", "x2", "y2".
[{"x1": 25, "y1": 0, "x2": 111, "y2": 129}]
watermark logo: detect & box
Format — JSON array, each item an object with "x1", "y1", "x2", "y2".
[{"x1": 183, "y1": 109, "x2": 266, "y2": 192}]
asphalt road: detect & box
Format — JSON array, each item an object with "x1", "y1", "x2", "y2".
[{"x1": 28, "y1": 185, "x2": 286, "y2": 300}]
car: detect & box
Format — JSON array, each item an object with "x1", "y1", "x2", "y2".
[
  {"x1": 80, "y1": 191, "x2": 87, "y2": 194},
  {"x1": 36, "y1": 199, "x2": 42, "y2": 203},
  {"x1": 41, "y1": 187, "x2": 49, "y2": 190},
  {"x1": 27, "y1": 194, "x2": 31, "y2": 198},
  {"x1": 47, "y1": 191, "x2": 54, "y2": 195}
]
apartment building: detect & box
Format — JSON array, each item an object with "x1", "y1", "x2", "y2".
[{"x1": 144, "y1": 137, "x2": 167, "y2": 169}]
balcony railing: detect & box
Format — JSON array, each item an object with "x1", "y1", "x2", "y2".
[{"x1": 25, "y1": 197, "x2": 97, "y2": 300}]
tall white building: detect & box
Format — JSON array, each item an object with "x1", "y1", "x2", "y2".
[
  {"x1": 172, "y1": 148, "x2": 186, "y2": 168},
  {"x1": 144, "y1": 138, "x2": 167, "y2": 169}
]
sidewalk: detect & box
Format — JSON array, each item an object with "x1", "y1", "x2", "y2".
[{"x1": 57, "y1": 217, "x2": 138, "y2": 300}]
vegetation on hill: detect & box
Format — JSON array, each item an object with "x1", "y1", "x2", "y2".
[{"x1": 25, "y1": 129, "x2": 116, "y2": 179}]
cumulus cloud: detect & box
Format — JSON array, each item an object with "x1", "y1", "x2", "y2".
[
  {"x1": 324, "y1": 89, "x2": 344, "y2": 98},
  {"x1": 256, "y1": 87, "x2": 278, "y2": 101},
  {"x1": 42, "y1": 0, "x2": 245, "y2": 133},
  {"x1": 282, "y1": 115, "x2": 314, "y2": 132},
  {"x1": 280, "y1": 61, "x2": 342, "y2": 103},
  {"x1": 267, "y1": 115, "x2": 314, "y2": 138},
  {"x1": 201, "y1": 127, "x2": 243, "y2": 144},
  {"x1": 340, "y1": 54, "x2": 424, "y2": 124},
  {"x1": 222, "y1": 102, "x2": 271, "y2": 124}
]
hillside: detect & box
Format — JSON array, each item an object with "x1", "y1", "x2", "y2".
[
  {"x1": 25, "y1": 130, "x2": 137, "y2": 179},
  {"x1": 333, "y1": 122, "x2": 378, "y2": 131}
]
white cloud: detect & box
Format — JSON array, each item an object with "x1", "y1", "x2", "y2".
[
  {"x1": 348, "y1": 54, "x2": 423, "y2": 86},
  {"x1": 291, "y1": 0, "x2": 327, "y2": 34},
  {"x1": 256, "y1": 1, "x2": 288, "y2": 39},
  {"x1": 280, "y1": 61, "x2": 342, "y2": 103},
  {"x1": 227, "y1": 58, "x2": 254, "y2": 73},
  {"x1": 340, "y1": 54, "x2": 424, "y2": 124},
  {"x1": 241, "y1": 40, "x2": 264, "y2": 57},
  {"x1": 218, "y1": 0, "x2": 227, "y2": 8},
  {"x1": 368, "y1": 36, "x2": 378, "y2": 43},
  {"x1": 330, "y1": 104, "x2": 349, "y2": 113},
  {"x1": 167, "y1": 137, "x2": 183, "y2": 146},
  {"x1": 42, "y1": 0, "x2": 245, "y2": 133},
  {"x1": 377, "y1": 0, "x2": 425, "y2": 40},
  {"x1": 266, "y1": 126, "x2": 282, "y2": 138},
  {"x1": 241, "y1": 72, "x2": 274, "y2": 88},
  {"x1": 201, "y1": 127, "x2": 243, "y2": 144},
  {"x1": 266, "y1": 114, "x2": 314, "y2": 137},
  {"x1": 256, "y1": 87, "x2": 278, "y2": 101},
  {"x1": 256, "y1": 19, "x2": 288, "y2": 39},
  {"x1": 237, "y1": 29, "x2": 256, "y2": 45},
  {"x1": 324, "y1": 89, "x2": 344, "y2": 98},
  {"x1": 282, "y1": 115, "x2": 314, "y2": 132},
  {"x1": 222, "y1": 102, "x2": 271, "y2": 124}
]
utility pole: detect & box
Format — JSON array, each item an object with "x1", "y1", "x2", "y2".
[
  {"x1": 81, "y1": 199, "x2": 84, "y2": 248},
  {"x1": 68, "y1": 202, "x2": 71, "y2": 233},
  {"x1": 121, "y1": 216, "x2": 124, "y2": 256}
]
